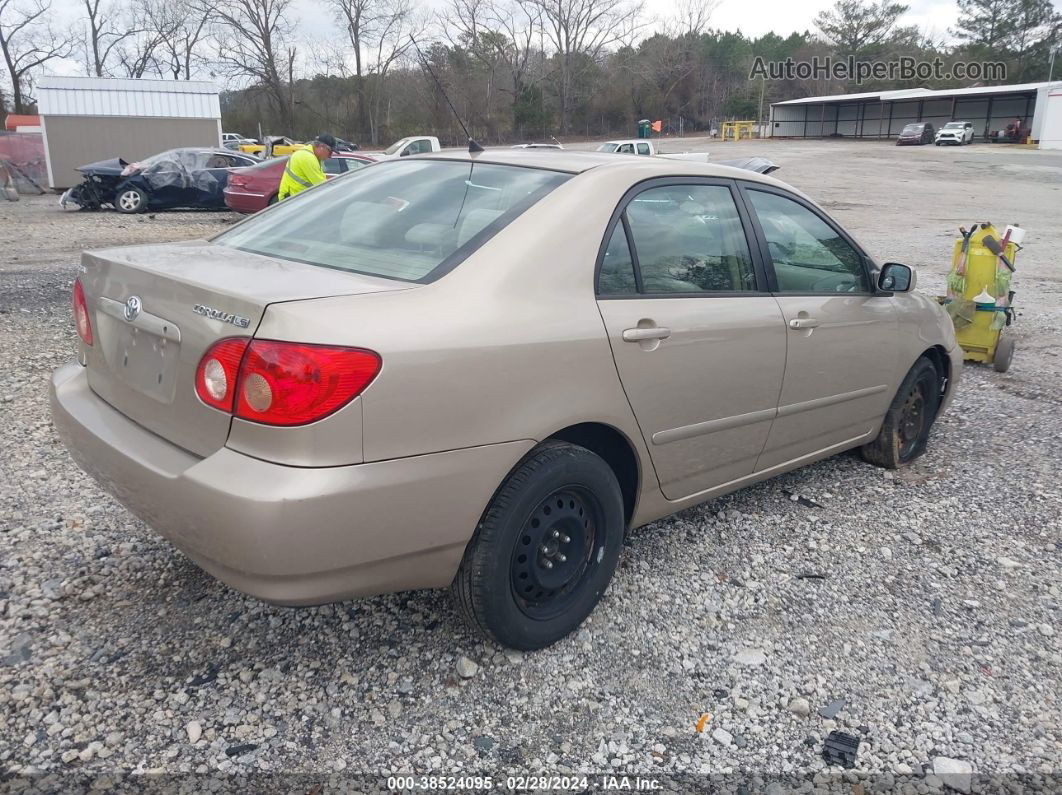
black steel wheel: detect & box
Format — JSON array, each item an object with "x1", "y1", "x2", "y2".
[
  {"x1": 897, "y1": 381, "x2": 928, "y2": 459},
  {"x1": 510, "y1": 486, "x2": 602, "y2": 621},
  {"x1": 861, "y1": 357, "x2": 942, "y2": 469},
  {"x1": 453, "y1": 441, "x2": 625, "y2": 650}
]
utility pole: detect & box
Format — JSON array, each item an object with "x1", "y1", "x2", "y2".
[
  {"x1": 1050, "y1": 46, "x2": 1059, "y2": 82},
  {"x1": 757, "y1": 77, "x2": 766, "y2": 137}
]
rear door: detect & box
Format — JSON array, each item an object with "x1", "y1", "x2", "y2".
[
  {"x1": 596, "y1": 178, "x2": 787, "y2": 500},
  {"x1": 739, "y1": 184, "x2": 897, "y2": 471}
]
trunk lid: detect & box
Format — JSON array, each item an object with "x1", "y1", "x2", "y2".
[{"x1": 79, "y1": 239, "x2": 410, "y2": 457}]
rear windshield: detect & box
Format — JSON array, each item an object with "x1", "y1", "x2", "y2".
[{"x1": 215, "y1": 160, "x2": 569, "y2": 282}]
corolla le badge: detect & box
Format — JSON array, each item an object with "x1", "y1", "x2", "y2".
[
  {"x1": 192, "y1": 304, "x2": 251, "y2": 328},
  {"x1": 124, "y1": 295, "x2": 142, "y2": 322}
]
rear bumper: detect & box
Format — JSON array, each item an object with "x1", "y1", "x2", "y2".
[
  {"x1": 50, "y1": 362, "x2": 532, "y2": 605},
  {"x1": 222, "y1": 187, "x2": 268, "y2": 214}
]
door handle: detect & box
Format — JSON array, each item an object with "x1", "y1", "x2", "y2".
[
  {"x1": 789, "y1": 317, "x2": 820, "y2": 329},
  {"x1": 622, "y1": 326, "x2": 671, "y2": 342}
]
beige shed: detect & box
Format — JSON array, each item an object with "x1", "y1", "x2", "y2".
[{"x1": 36, "y1": 76, "x2": 222, "y2": 190}]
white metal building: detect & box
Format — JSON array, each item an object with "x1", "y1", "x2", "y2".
[
  {"x1": 1039, "y1": 86, "x2": 1062, "y2": 150},
  {"x1": 769, "y1": 81, "x2": 1062, "y2": 143},
  {"x1": 37, "y1": 76, "x2": 222, "y2": 189}
]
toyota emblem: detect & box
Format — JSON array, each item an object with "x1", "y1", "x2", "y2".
[{"x1": 124, "y1": 295, "x2": 142, "y2": 322}]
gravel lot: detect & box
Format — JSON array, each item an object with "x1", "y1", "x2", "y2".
[{"x1": 1, "y1": 140, "x2": 1060, "y2": 791}]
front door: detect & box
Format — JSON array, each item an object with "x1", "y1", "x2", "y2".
[
  {"x1": 596, "y1": 180, "x2": 788, "y2": 500},
  {"x1": 741, "y1": 185, "x2": 897, "y2": 471}
]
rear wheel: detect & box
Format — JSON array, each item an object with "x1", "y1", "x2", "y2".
[
  {"x1": 861, "y1": 357, "x2": 941, "y2": 469},
  {"x1": 115, "y1": 186, "x2": 147, "y2": 214},
  {"x1": 452, "y1": 441, "x2": 625, "y2": 650}
]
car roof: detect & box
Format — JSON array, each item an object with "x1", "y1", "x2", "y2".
[{"x1": 420, "y1": 148, "x2": 791, "y2": 189}]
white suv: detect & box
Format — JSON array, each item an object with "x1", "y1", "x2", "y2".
[{"x1": 935, "y1": 121, "x2": 975, "y2": 145}]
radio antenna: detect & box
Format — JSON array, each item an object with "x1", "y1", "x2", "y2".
[{"x1": 409, "y1": 35, "x2": 484, "y2": 153}]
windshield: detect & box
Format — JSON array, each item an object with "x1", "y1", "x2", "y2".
[
  {"x1": 383, "y1": 138, "x2": 411, "y2": 156},
  {"x1": 596, "y1": 143, "x2": 619, "y2": 152},
  {"x1": 943, "y1": 122, "x2": 964, "y2": 129},
  {"x1": 215, "y1": 160, "x2": 569, "y2": 283},
  {"x1": 902, "y1": 124, "x2": 924, "y2": 133}
]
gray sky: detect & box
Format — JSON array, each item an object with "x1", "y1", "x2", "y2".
[{"x1": 39, "y1": 0, "x2": 1061, "y2": 81}]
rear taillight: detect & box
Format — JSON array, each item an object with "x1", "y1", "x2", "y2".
[
  {"x1": 195, "y1": 339, "x2": 380, "y2": 426},
  {"x1": 195, "y1": 338, "x2": 250, "y2": 411},
  {"x1": 228, "y1": 174, "x2": 247, "y2": 188},
  {"x1": 73, "y1": 278, "x2": 93, "y2": 345}
]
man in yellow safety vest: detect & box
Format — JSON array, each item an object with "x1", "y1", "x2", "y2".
[{"x1": 277, "y1": 133, "x2": 336, "y2": 200}]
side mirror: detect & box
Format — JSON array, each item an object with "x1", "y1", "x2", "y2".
[
  {"x1": 400, "y1": 148, "x2": 410, "y2": 157},
  {"x1": 878, "y1": 262, "x2": 915, "y2": 292}
]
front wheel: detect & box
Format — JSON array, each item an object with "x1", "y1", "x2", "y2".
[
  {"x1": 452, "y1": 442, "x2": 625, "y2": 650},
  {"x1": 115, "y1": 186, "x2": 148, "y2": 214},
  {"x1": 861, "y1": 357, "x2": 941, "y2": 469}
]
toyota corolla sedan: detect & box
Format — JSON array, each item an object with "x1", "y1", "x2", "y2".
[{"x1": 51, "y1": 151, "x2": 961, "y2": 650}]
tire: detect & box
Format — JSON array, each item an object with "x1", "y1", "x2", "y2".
[
  {"x1": 267, "y1": 194, "x2": 278, "y2": 206},
  {"x1": 115, "y1": 187, "x2": 148, "y2": 214},
  {"x1": 993, "y1": 335, "x2": 1015, "y2": 373},
  {"x1": 452, "y1": 441, "x2": 625, "y2": 650},
  {"x1": 861, "y1": 357, "x2": 941, "y2": 469}
]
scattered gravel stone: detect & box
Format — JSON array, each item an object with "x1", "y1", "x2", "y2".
[
  {"x1": 788, "y1": 697, "x2": 811, "y2": 718},
  {"x1": 732, "y1": 648, "x2": 766, "y2": 666},
  {"x1": 185, "y1": 721, "x2": 202, "y2": 744},
  {"x1": 932, "y1": 756, "x2": 974, "y2": 794},
  {"x1": 711, "y1": 728, "x2": 733, "y2": 746},
  {"x1": 455, "y1": 656, "x2": 480, "y2": 679}
]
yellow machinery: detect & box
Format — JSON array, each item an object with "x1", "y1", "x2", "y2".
[
  {"x1": 943, "y1": 222, "x2": 1019, "y2": 372},
  {"x1": 721, "y1": 121, "x2": 756, "y2": 141}
]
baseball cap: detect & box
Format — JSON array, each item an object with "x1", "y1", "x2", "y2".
[{"x1": 314, "y1": 134, "x2": 338, "y2": 152}]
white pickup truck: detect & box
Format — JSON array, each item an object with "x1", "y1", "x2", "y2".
[
  {"x1": 362, "y1": 136, "x2": 442, "y2": 159},
  {"x1": 596, "y1": 139, "x2": 711, "y2": 162}
]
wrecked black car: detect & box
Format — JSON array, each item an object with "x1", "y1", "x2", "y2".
[{"x1": 60, "y1": 148, "x2": 259, "y2": 213}]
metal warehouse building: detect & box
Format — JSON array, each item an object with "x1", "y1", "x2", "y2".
[
  {"x1": 37, "y1": 76, "x2": 222, "y2": 190},
  {"x1": 769, "y1": 81, "x2": 1062, "y2": 143}
]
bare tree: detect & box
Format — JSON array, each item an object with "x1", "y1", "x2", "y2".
[
  {"x1": 212, "y1": 0, "x2": 298, "y2": 130},
  {"x1": 158, "y1": 0, "x2": 213, "y2": 79},
  {"x1": 672, "y1": 0, "x2": 719, "y2": 36},
  {"x1": 115, "y1": 0, "x2": 178, "y2": 77},
  {"x1": 327, "y1": 0, "x2": 413, "y2": 139},
  {"x1": 82, "y1": 0, "x2": 141, "y2": 76},
  {"x1": 445, "y1": 0, "x2": 541, "y2": 134},
  {"x1": 0, "y1": 0, "x2": 70, "y2": 112},
  {"x1": 527, "y1": 0, "x2": 645, "y2": 134}
]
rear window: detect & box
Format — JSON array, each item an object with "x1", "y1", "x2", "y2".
[{"x1": 215, "y1": 160, "x2": 569, "y2": 282}]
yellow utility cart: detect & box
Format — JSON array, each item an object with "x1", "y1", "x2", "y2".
[
  {"x1": 721, "y1": 121, "x2": 756, "y2": 141},
  {"x1": 942, "y1": 222, "x2": 1019, "y2": 372}
]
